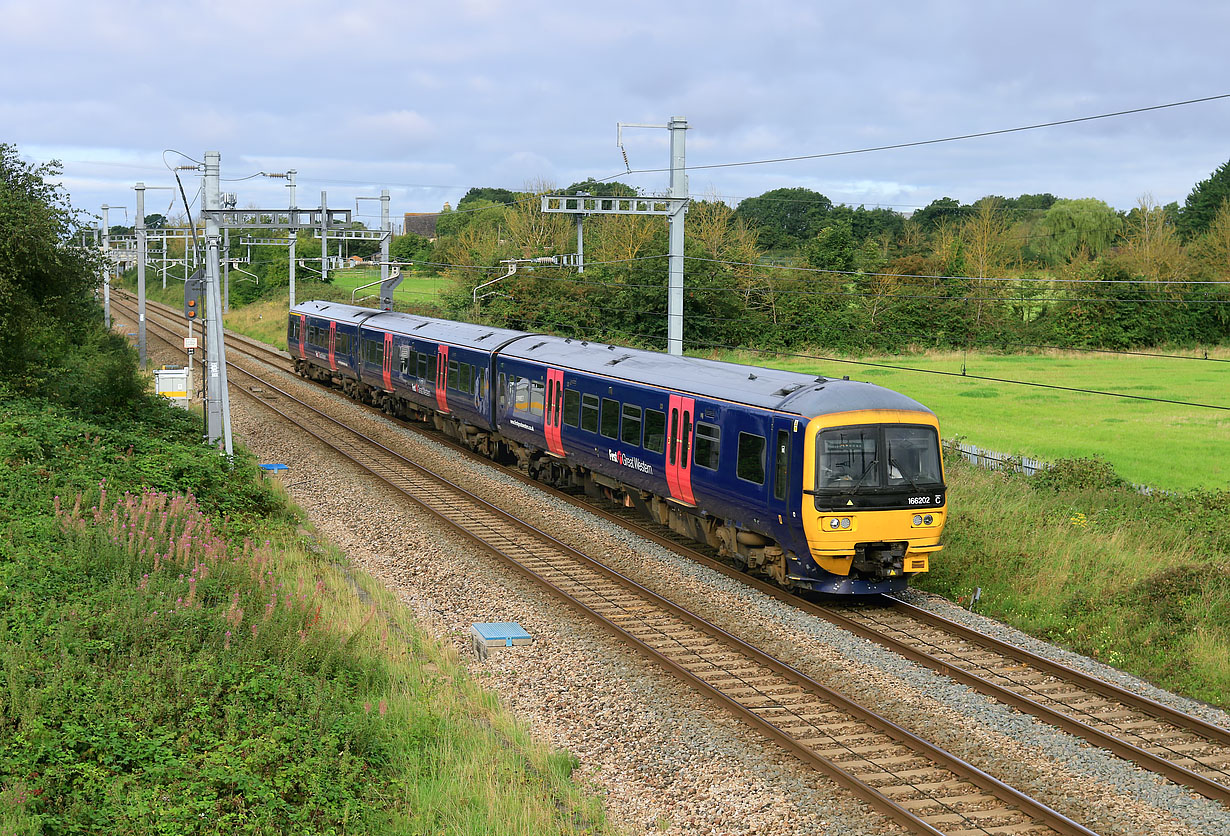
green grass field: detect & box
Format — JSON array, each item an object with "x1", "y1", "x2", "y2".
[
  {"x1": 326, "y1": 266, "x2": 452, "y2": 308},
  {"x1": 717, "y1": 348, "x2": 1230, "y2": 492}
]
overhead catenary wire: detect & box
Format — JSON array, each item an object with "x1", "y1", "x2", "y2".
[{"x1": 595, "y1": 93, "x2": 1230, "y2": 182}]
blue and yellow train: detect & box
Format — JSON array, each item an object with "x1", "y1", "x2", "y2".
[{"x1": 289, "y1": 300, "x2": 947, "y2": 595}]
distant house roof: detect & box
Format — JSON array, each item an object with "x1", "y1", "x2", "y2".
[{"x1": 403, "y1": 212, "x2": 439, "y2": 238}]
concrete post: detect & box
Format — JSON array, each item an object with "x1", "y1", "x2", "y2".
[
  {"x1": 320, "y1": 190, "x2": 329, "y2": 284},
  {"x1": 380, "y1": 188, "x2": 390, "y2": 284}
]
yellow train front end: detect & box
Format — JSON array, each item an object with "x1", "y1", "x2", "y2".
[{"x1": 800, "y1": 409, "x2": 947, "y2": 593}]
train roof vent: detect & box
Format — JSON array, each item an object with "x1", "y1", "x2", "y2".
[
  {"x1": 747, "y1": 373, "x2": 757, "y2": 380},
  {"x1": 529, "y1": 341, "x2": 548, "y2": 350},
  {"x1": 414, "y1": 321, "x2": 431, "y2": 330},
  {"x1": 606, "y1": 354, "x2": 633, "y2": 366},
  {"x1": 772, "y1": 383, "x2": 804, "y2": 396},
  {"x1": 475, "y1": 331, "x2": 495, "y2": 341}
]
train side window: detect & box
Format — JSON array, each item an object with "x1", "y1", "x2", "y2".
[
  {"x1": 581, "y1": 393, "x2": 599, "y2": 432},
  {"x1": 514, "y1": 376, "x2": 530, "y2": 410},
  {"x1": 446, "y1": 360, "x2": 458, "y2": 391},
  {"x1": 289, "y1": 319, "x2": 300, "y2": 341},
  {"x1": 774, "y1": 430, "x2": 791, "y2": 500},
  {"x1": 669, "y1": 408, "x2": 679, "y2": 464},
  {"x1": 600, "y1": 398, "x2": 620, "y2": 439},
  {"x1": 499, "y1": 373, "x2": 507, "y2": 409},
  {"x1": 475, "y1": 368, "x2": 484, "y2": 397},
  {"x1": 621, "y1": 404, "x2": 642, "y2": 446},
  {"x1": 562, "y1": 389, "x2": 580, "y2": 427},
  {"x1": 644, "y1": 409, "x2": 665, "y2": 454},
  {"x1": 529, "y1": 380, "x2": 545, "y2": 416},
  {"x1": 363, "y1": 338, "x2": 381, "y2": 366},
  {"x1": 427, "y1": 354, "x2": 437, "y2": 382},
  {"x1": 458, "y1": 363, "x2": 471, "y2": 394},
  {"x1": 736, "y1": 432, "x2": 766, "y2": 484},
  {"x1": 694, "y1": 421, "x2": 720, "y2": 470},
  {"x1": 681, "y1": 411, "x2": 692, "y2": 464},
  {"x1": 417, "y1": 352, "x2": 427, "y2": 379}
]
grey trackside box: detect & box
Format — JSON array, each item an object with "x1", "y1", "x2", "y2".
[{"x1": 470, "y1": 622, "x2": 532, "y2": 660}]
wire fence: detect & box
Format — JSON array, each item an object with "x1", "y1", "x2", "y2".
[{"x1": 946, "y1": 440, "x2": 1162, "y2": 495}]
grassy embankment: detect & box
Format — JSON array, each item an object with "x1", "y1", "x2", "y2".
[
  {"x1": 928, "y1": 453, "x2": 1229, "y2": 708},
  {"x1": 0, "y1": 387, "x2": 607, "y2": 835}
]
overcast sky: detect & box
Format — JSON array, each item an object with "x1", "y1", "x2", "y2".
[{"x1": 4, "y1": 0, "x2": 1229, "y2": 229}]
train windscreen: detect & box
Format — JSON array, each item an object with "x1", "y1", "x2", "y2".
[{"x1": 816, "y1": 425, "x2": 941, "y2": 491}]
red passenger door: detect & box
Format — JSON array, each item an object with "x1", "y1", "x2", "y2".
[
  {"x1": 328, "y1": 321, "x2": 337, "y2": 371},
  {"x1": 435, "y1": 345, "x2": 449, "y2": 412},
  {"x1": 381, "y1": 332, "x2": 393, "y2": 391},
  {"x1": 544, "y1": 368, "x2": 565, "y2": 456},
  {"x1": 665, "y1": 394, "x2": 696, "y2": 505}
]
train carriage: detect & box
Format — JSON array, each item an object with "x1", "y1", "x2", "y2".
[{"x1": 290, "y1": 302, "x2": 947, "y2": 596}]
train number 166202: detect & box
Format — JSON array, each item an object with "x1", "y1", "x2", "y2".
[{"x1": 908, "y1": 495, "x2": 942, "y2": 505}]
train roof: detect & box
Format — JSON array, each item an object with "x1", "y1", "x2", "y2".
[
  {"x1": 498, "y1": 333, "x2": 931, "y2": 417},
  {"x1": 291, "y1": 301, "x2": 933, "y2": 418},
  {"x1": 291, "y1": 301, "x2": 527, "y2": 351}
]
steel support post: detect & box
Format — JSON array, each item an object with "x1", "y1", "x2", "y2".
[
  {"x1": 287, "y1": 171, "x2": 297, "y2": 309},
  {"x1": 667, "y1": 116, "x2": 688, "y2": 356},
  {"x1": 380, "y1": 188, "x2": 390, "y2": 284},
  {"x1": 136, "y1": 184, "x2": 147, "y2": 368},
  {"x1": 320, "y1": 190, "x2": 329, "y2": 284},
  {"x1": 202, "y1": 152, "x2": 234, "y2": 457},
  {"x1": 223, "y1": 228, "x2": 230, "y2": 313},
  {"x1": 576, "y1": 215, "x2": 585, "y2": 273}
]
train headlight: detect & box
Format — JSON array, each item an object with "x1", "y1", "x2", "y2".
[
  {"x1": 840, "y1": 517, "x2": 851, "y2": 529},
  {"x1": 923, "y1": 514, "x2": 934, "y2": 526},
  {"x1": 913, "y1": 515, "x2": 923, "y2": 526},
  {"x1": 829, "y1": 518, "x2": 841, "y2": 530}
]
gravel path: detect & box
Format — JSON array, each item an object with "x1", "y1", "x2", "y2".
[{"x1": 140, "y1": 330, "x2": 1230, "y2": 836}]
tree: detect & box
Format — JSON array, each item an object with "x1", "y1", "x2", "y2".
[
  {"x1": 803, "y1": 221, "x2": 857, "y2": 272},
  {"x1": 1118, "y1": 194, "x2": 1186, "y2": 283},
  {"x1": 1177, "y1": 159, "x2": 1230, "y2": 240},
  {"x1": 734, "y1": 187, "x2": 833, "y2": 250},
  {"x1": 457, "y1": 186, "x2": 516, "y2": 208},
  {"x1": 1038, "y1": 198, "x2": 1121, "y2": 263},
  {"x1": 0, "y1": 143, "x2": 142, "y2": 410},
  {"x1": 911, "y1": 197, "x2": 970, "y2": 231},
  {"x1": 563, "y1": 178, "x2": 637, "y2": 197}
]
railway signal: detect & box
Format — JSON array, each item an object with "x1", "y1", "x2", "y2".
[{"x1": 183, "y1": 268, "x2": 204, "y2": 320}]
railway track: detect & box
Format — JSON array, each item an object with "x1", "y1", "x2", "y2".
[{"x1": 115, "y1": 293, "x2": 1101, "y2": 836}]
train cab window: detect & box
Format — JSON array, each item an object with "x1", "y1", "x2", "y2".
[
  {"x1": 529, "y1": 380, "x2": 545, "y2": 416},
  {"x1": 818, "y1": 428, "x2": 879, "y2": 489},
  {"x1": 885, "y1": 426, "x2": 943, "y2": 486},
  {"x1": 694, "y1": 422, "x2": 720, "y2": 471},
  {"x1": 681, "y1": 411, "x2": 693, "y2": 464},
  {"x1": 621, "y1": 404, "x2": 642, "y2": 446},
  {"x1": 644, "y1": 409, "x2": 666, "y2": 454},
  {"x1": 736, "y1": 433, "x2": 766, "y2": 484},
  {"x1": 600, "y1": 398, "x2": 620, "y2": 439},
  {"x1": 774, "y1": 430, "x2": 791, "y2": 500},
  {"x1": 581, "y1": 393, "x2": 599, "y2": 433},
  {"x1": 289, "y1": 319, "x2": 300, "y2": 341}
]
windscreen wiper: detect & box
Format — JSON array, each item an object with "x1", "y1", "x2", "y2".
[{"x1": 890, "y1": 457, "x2": 922, "y2": 492}]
